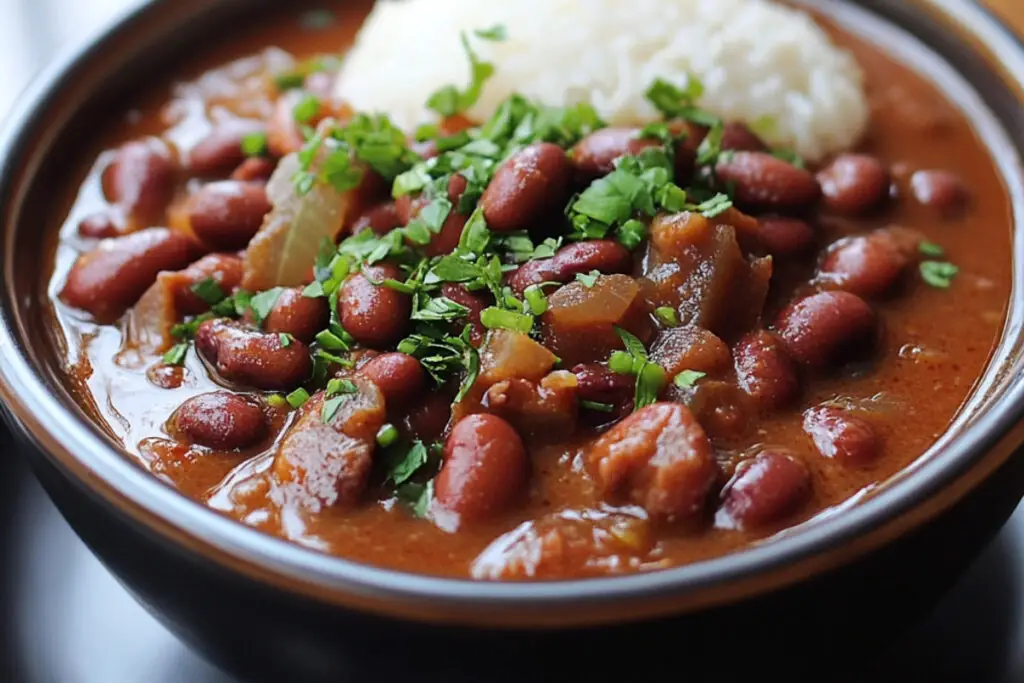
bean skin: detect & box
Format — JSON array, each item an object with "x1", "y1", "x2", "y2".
[
  {"x1": 775, "y1": 291, "x2": 875, "y2": 368},
  {"x1": 720, "y1": 450, "x2": 811, "y2": 528},
  {"x1": 481, "y1": 142, "x2": 571, "y2": 233},
  {"x1": 402, "y1": 391, "x2": 453, "y2": 443},
  {"x1": 358, "y1": 352, "x2": 426, "y2": 409},
  {"x1": 440, "y1": 283, "x2": 489, "y2": 344},
  {"x1": 734, "y1": 330, "x2": 800, "y2": 409},
  {"x1": 817, "y1": 154, "x2": 889, "y2": 215},
  {"x1": 435, "y1": 414, "x2": 528, "y2": 523},
  {"x1": 60, "y1": 227, "x2": 198, "y2": 323},
  {"x1": 187, "y1": 119, "x2": 266, "y2": 176},
  {"x1": 173, "y1": 253, "x2": 244, "y2": 316},
  {"x1": 715, "y1": 151, "x2": 821, "y2": 212},
  {"x1": 803, "y1": 406, "x2": 881, "y2": 466},
  {"x1": 171, "y1": 391, "x2": 267, "y2": 450},
  {"x1": 589, "y1": 402, "x2": 717, "y2": 522},
  {"x1": 339, "y1": 263, "x2": 412, "y2": 348},
  {"x1": 187, "y1": 180, "x2": 271, "y2": 251},
  {"x1": 572, "y1": 363, "x2": 634, "y2": 421},
  {"x1": 78, "y1": 212, "x2": 121, "y2": 239},
  {"x1": 261, "y1": 288, "x2": 329, "y2": 343},
  {"x1": 508, "y1": 240, "x2": 632, "y2": 294},
  {"x1": 756, "y1": 215, "x2": 815, "y2": 256},
  {"x1": 910, "y1": 170, "x2": 968, "y2": 215},
  {"x1": 569, "y1": 127, "x2": 661, "y2": 180},
  {"x1": 195, "y1": 319, "x2": 312, "y2": 390},
  {"x1": 818, "y1": 232, "x2": 912, "y2": 298},
  {"x1": 230, "y1": 157, "x2": 276, "y2": 183},
  {"x1": 103, "y1": 139, "x2": 175, "y2": 222},
  {"x1": 720, "y1": 122, "x2": 768, "y2": 153},
  {"x1": 351, "y1": 201, "x2": 404, "y2": 235},
  {"x1": 396, "y1": 174, "x2": 469, "y2": 256}
]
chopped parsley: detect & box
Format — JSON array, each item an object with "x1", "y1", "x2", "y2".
[
  {"x1": 644, "y1": 76, "x2": 721, "y2": 127},
  {"x1": 190, "y1": 278, "x2": 225, "y2": 306},
  {"x1": 396, "y1": 480, "x2": 433, "y2": 519},
  {"x1": 292, "y1": 94, "x2": 322, "y2": 124},
  {"x1": 426, "y1": 27, "x2": 506, "y2": 118},
  {"x1": 920, "y1": 260, "x2": 959, "y2": 289},
  {"x1": 918, "y1": 241, "x2": 945, "y2": 257},
  {"x1": 397, "y1": 326, "x2": 480, "y2": 402},
  {"x1": 674, "y1": 370, "x2": 707, "y2": 389},
  {"x1": 611, "y1": 327, "x2": 667, "y2": 410},
  {"x1": 386, "y1": 440, "x2": 430, "y2": 486},
  {"x1": 575, "y1": 270, "x2": 600, "y2": 288},
  {"x1": 247, "y1": 287, "x2": 285, "y2": 325},
  {"x1": 278, "y1": 333, "x2": 293, "y2": 348},
  {"x1": 162, "y1": 342, "x2": 188, "y2": 366}
]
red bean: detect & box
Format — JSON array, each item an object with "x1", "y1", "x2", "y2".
[
  {"x1": 261, "y1": 288, "x2": 329, "y2": 343},
  {"x1": 338, "y1": 263, "x2": 412, "y2": 348},
  {"x1": 588, "y1": 402, "x2": 717, "y2": 522},
  {"x1": 910, "y1": 170, "x2": 969, "y2": 216},
  {"x1": 803, "y1": 406, "x2": 881, "y2": 466},
  {"x1": 721, "y1": 450, "x2": 811, "y2": 528},
  {"x1": 78, "y1": 212, "x2": 121, "y2": 239},
  {"x1": 818, "y1": 232, "x2": 912, "y2": 298},
  {"x1": 508, "y1": 240, "x2": 632, "y2": 294},
  {"x1": 673, "y1": 121, "x2": 709, "y2": 185},
  {"x1": 358, "y1": 352, "x2": 426, "y2": 409},
  {"x1": 734, "y1": 330, "x2": 800, "y2": 409},
  {"x1": 60, "y1": 227, "x2": 198, "y2": 323},
  {"x1": 396, "y1": 174, "x2": 469, "y2": 256},
  {"x1": 171, "y1": 391, "x2": 267, "y2": 450},
  {"x1": 720, "y1": 122, "x2": 768, "y2": 153},
  {"x1": 187, "y1": 181, "x2": 271, "y2": 251},
  {"x1": 572, "y1": 363, "x2": 634, "y2": 420},
  {"x1": 402, "y1": 391, "x2": 452, "y2": 443},
  {"x1": 173, "y1": 253, "x2": 244, "y2": 316},
  {"x1": 816, "y1": 154, "x2": 889, "y2": 215},
  {"x1": 230, "y1": 157, "x2": 276, "y2": 183},
  {"x1": 195, "y1": 319, "x2": 312, "y2": 390},
  {"x1": 481, "y1": 143, "x2": 571, "y2": 233},
  {"x1": 103, "y1": 139, "x2": 175, "y2": 222},
  {"x1": 715, "y1": 151, "x2": 820, "y2": 212},
  {"x1": 435, "y1": 414, "x2": 528, "y2": 523},
  {"x1": 440, "y1": 283, "x2": 489, "y2": 344},
  {"x1": 351, "y1": 201, "x2": 404, "y2": 235},
  {"x1": 756, "y1": 216, "x2": 815, "y2": 256},
  {"x1": 569, "y1": 127, "x2": 661, "y2": 180},
  {"x1": 775, "y1": 291, "x2": 875, "y2": 367},
  {"x1": 187, "y1": 119, "x2": 266, "y2": 176}
]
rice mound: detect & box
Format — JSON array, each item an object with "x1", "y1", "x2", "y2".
[{"x1": 333, "y1": 0, "x2": 869, "y2": 162}]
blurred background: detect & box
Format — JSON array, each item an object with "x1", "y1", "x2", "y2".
[{"x1": 0, "y1": 0, "x2": 1021, "y2": 681}]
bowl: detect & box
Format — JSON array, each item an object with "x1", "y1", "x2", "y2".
[{"x1": 1, "y1": 0, "x2": 1023, "y2": 680}]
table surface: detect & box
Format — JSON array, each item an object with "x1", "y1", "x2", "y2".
[{"x1": 0, "y1": 1, "x2": 1022, "y2": 682}]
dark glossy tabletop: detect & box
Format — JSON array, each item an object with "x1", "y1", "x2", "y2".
[{"x1": 0, "y1": 1, "x2": 1021, "y2": 681}]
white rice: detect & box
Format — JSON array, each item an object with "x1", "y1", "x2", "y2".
[{"x1": 333, "y1": 0, "x2": 869, "y2": 162}]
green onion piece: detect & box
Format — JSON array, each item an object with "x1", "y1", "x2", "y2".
[
  {"x1": 315, "y1": 329, "x2": 349, "y2": 351},
  {"x1": 634, "y1": 362, "x2": 667, "y2": 409},
  {"x1": 293, "y1": 94, "x2": 321, "y2": 124},
  {"x1": 241, "y1": 131, "x2": 268, "y2": 157},
  {"x1": 581, "y1": 400, "x2": 615, "y2": 413},
  {"x1": 162, "y1": 343, "x2": 188, "y2": 366},
  {"x1": 286, "y1": 387, "x2": 310, "y2": 409},
  {"x1": 523, "y1": 284, "x2": 549, "y2": 315},
  {"x1": 920, "y1": 260, "x2": 959, "y2": 289},
  {"x1": 480, "y1": 306, "x2": 534, "y2": 334},
  {"x1": 608, "y1": 351, "x2": 634, "y2": 375},
  {"x1": 654, "y1": 306, "x2": 679, "y2": 327},
  {"x1": 278, "y1": 333, "x2": 292, "y2": 348},
  {"x1": 616, "y1": 219, "x2": 647, "y2": 251},
  {"x1": 266, "y1": 394, "x2": 288, "y2": 409},
  {"x1": 918, "y1": 241, "x2": 945, "y2": 257},
  {"x1": 376, "y1": 423, "x2": 399, "y2": 448},
  {"x1": 674, "y1": 369, "x2": 706, "y2": 389}
]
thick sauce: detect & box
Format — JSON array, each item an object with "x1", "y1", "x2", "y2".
[{"x1": 46, "y1": 4, "x2": 1011, "y2": 578}]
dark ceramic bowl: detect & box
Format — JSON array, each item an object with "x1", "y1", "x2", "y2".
[{"x1": 1, "y1": 1, "x2": 1023, "y2": 681}]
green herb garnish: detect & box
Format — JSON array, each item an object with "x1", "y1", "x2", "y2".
[
  {"x1": 674, "y1": 369, "x2": 706, "y2": 389},
  {"x1": 920, "y1": 260, "x2": 959, "y2": 289}
]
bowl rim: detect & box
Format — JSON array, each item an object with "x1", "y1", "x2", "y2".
[{"x1": 1, "y1": 0, "x2": 1023, "y2": 625}]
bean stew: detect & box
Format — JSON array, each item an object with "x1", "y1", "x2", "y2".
[{"x1": 46, "y1": 3, "x2": 1012, "y2": 580}]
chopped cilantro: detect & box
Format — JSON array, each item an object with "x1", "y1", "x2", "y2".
[
  {"x1": 292, "y1": 94, "x2": 321, "y2": 124},
  {"x1": 575, "y1": 270, "x2": 600, "y2": 288},
  {"x1": 612, "y1": 327, "x2": 667, "y2": 410},
  {"x1": 674, "y1": 369, "x2": 706, "y2": 389},
  {"x1": 426, "y1": 29, "x2": 502, "y2": 117},
  {"x1": 474, "y1": 24, "x2": 508, "y2": 41},
  {"x1": 326, "y1": 378, "x2": 358, "y2": 397},
  {"x1": 523, "y1": 285, "x2": 549, "y2": 315},
  {"x1": 919, "y1": 241, "x2": 945, "y2": 257},
  {"x1": 396, "y1": 480, "x2": 433, "y2": 519},
  {"x1": 278, "y1": 333, "x2": 293, "y2": 348},
  {"x1": 397, "y1": 327, "x2": 480, "y2": 402},
  {"x1": 162, "y1": 343, "x2": 188, "y2": 366},
  {"x1": 190, "y1": 278, "x2": 225, "y2": 306},
  {"x1": 286, "y1": 387, "x2": 310, "y2": 409},
  {"x1": 247, "y1": 287, "x2": 285, "y2": 325},
  {"x1": 320, "y1": 395, "x2": 344, "y2": 423},
  {"x1": 387, "y1": 441, "x2": 429, "y2": 485},
  {"x1": 241, "y1": 131, "x2": 268, "y2": 158},
  {"x1": 644, "y1": 75, "x2": 720, "y2": 127}
]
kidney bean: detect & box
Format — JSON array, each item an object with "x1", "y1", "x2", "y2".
[
  {"x1": 78, "y1": 212, "x2": 121, "y2": 239},
  {"x1": 589, "y1": 402, "x2": 717, "y2": 522},
  {"x1": 230, "y1": 157, "x2": 276, "y2": 183},
  {"x1": 803, "y1": 406, "x2": 881, "y2": 466},
  {"x1": 817, "y1": 154, "x2": 889, "y2": 215},
  {"x1": 818, "y1": 231, "x2": 912, "y2": 298},
  {"x1": 351, "y1": 201, "x2": 404, "y2": 235},
  {"x1": 60, "y1": 227, "x2": 198, "y2": 322},
  {"x1": 338, "y1": 263, "x2": 412, "y2": 348},
  {"x1": 103, "y1": 139, "x2": 175, "y2": 221},
  {"x1": 396, "y1": 174, "x2": 469, "y2": 256},
  {"x1": 508, "y1": 240, "x2": 632, "y2": 294},
  {"x1": 402, "y1": 391, "x2": 452, "y2": 443},
  {"x1": 673, "y1": 121, "x2": 709, "y2": 185},
  {"x1": 734, "y1": 330, "x2": 800, "y2": 409},
  {"x1": 714, "y1": 151, "x2": 820, "y2": 212},
  {"x1": 435, "y1": 414, "x2": 528, "y2": 523},
  {"x1": 187, "y1": 180, "x2": 271, "y2": 251},
  {"x1": 187, "y1": 119, "x2": 266, "y2": 176},
  {"x1": 173, "y1": 253, "x2": 244, "y2": 316},
  {"x1": 481, "y1": 142, "x2": 571, "y2": 233},
  {"x1": 358, "y1": 352, "x2": 426, "y2": 409},
  {"x1": 572, "y1": 363, "x2": 634, "y2": 420},
  {"x1": 910, "y1": 170, "x2": 968, "y2": 215},
  {"x1": 171, "y1": 391, "x2": 267, "y2": 450},
  {"x1": 720, "y1": 122, "x2": 768, "y2": 153},
  {"x1": 721, "y1": 450, "x2": 811, "y2": 528},
  {"x1": 670, "y1": 379, "x2": 751, "y2": 440},
  {"x1": 569, "y1": 127, "x2": 662, "y2": 180},
  {"x1": 775, "y1": 291, "x2": 875, "y2": 368},
  {"x1": 756, "y1": 215, "x2": 814, "y2": 256},
  {"x1": 441, "y1": 283, "x2": 489, "y2": 344},
  {"x1": 650, "y1": 327, "x2": 732, "y2": 378},
  {"x1": 195, "y1": 319, "x2": 312, "y2": 390},
  {"x1": 261, "y1": 288, "x2": 329, "y2": 343}
]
